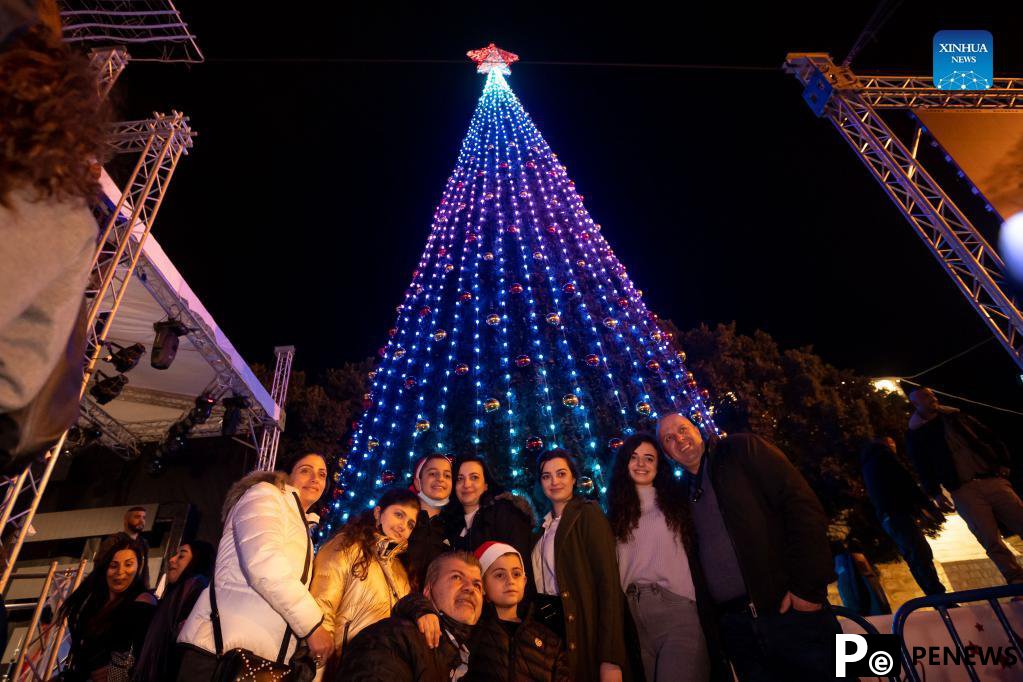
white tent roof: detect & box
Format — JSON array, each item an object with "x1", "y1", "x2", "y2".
[{"x1": 82, "y1": 172, "x2": 280, "y2": 453}]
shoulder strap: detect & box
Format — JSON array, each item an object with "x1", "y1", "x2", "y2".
[
  {"x1": 208, "y1": 577, "x2": 224, "y2": 657},
  {"x1": 275, "y1": 492, "x2": 314, "y2": 664}
]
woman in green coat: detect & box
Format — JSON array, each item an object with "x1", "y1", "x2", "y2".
[{"x1": 530, "y1": 448, "x2": 631, "y2": 682}]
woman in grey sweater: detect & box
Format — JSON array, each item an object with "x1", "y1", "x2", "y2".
[{"x1": 607, "y1": 433, "x2": 710, "y2": 682}]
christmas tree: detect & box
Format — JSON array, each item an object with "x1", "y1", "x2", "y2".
[{"x1": 326, "y1": 45, "x2": 717, "y2": 532}]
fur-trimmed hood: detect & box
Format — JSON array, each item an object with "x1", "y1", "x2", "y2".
[
  {"x1": 492, "y1": 491, "x2": 536, "y2": 527},
  {"x1": 221, "y1": 470, "x2": 289, "y2": 522}
]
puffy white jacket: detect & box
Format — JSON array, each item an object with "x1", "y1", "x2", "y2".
[{"x1": 178, "y1": 471, "x2": 323, "y2": 661}]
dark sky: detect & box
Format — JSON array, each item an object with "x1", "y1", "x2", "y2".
[{"x1": 115, "y1": 1, "x2": 1023, "y2": 419}]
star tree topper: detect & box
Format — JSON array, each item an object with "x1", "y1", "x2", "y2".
[{"x1": 467, "y1": 43, "x2": 519, "y2": 75}]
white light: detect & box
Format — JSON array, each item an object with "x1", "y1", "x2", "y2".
[{"x1": 1000, "y1": 212, "x2": 1023, "y2": 283}]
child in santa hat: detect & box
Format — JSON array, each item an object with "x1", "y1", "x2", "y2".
[{"x1": 468, "y1": 541, "x2": 570, "y2": 681}]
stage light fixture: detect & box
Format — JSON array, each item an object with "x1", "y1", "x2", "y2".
[
  {"x1": 188, "y1": 392, "x2": 216, "y2": 425},
  {"x1": 89, "y1": 371, "x2": 128, "y2": 404},
  {"x1": 221, "y1": 395, "x2": 250, "y2": 436},
  {"x1": 151, "y1": 319, "x2": 191, "y2": 370},
  {"x1": 105, "y1": 342, "x2": 145, "y2": 373}
]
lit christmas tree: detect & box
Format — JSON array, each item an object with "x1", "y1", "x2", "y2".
[{"x1": 326, "y1": 45, "x2": 717, "y2": 532}]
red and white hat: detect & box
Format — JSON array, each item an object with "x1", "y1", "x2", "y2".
[{"x1": 474, "y1": 541, "x2": 522, "y2": 575}]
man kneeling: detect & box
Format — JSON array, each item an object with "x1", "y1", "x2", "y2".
[{"x1": 335, "y1": 551, "x2": 483, "y2": 680}]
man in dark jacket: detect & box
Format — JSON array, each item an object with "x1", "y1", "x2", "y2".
[
  {"x1": 906, "y1": 387, "x2": 1023, "y2": 584},
  {"x1": 657, "y1": 413, "x2": 838, "y2": 681},
  {"x1": 860, "y1": 437, "x2": 946, "y2": 595},
  {"x1": 335, "y1": 551, "x2": 483, "y2": 681}
]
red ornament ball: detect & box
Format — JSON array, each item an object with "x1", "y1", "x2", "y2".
[
  {"x1": 547, "y1": 225, "x2": 558, "y2": 234},
  {"x1": 646, "y1": 359, "x2": 660, "y2": 372},
  {"x1": 576, "y1": 259, "x2": 587, "y2": 268},
  {"x1": 483, "y1": 252, "x2": 494, "y2": 261},
  {"x1": 584, "y1": 354, "x2": 600, "y2": 367},
  {"x1": 486, "y1": 313, "x2": 501, "y2": 326},
  {"x1": 433, "y1": 329, "x2": 447, "y2": 342},
  {"x1": 603, "y1": 317, "x2": 619, "y2": 329},
  {"x1": 367, "y1": 438, "x2": 380, "y2": 451},
  {"x1": 699, "y1": 388, "x2": 711, "y2": 400},
  {"x1": 509, "y1": 283, "x2": 524, "y2": 294},
  {"x1": 393, "y1": 347, "x2": 407, "y2": 359},
  {"x1": 460, "y1": 291, "x2": 473, "y2": 302},
  {"x1": 404, "y1": 377, "x2": 417, "y2": 390},
  {"x1": 563, "y1": 283, "x2": 576, "y2": 295},
  {"x1": 514, "y1": 354, "x2": 532, "y2": 368},
  {"x1": 608, "y1": 437, "x2": 624, "y2": 450},
  {"x1": 526, "y1": 436, "x2": 544, "y2": 452},
  {"x1": 545, "y1": 312, "x2": 561, "y2": 326},
  {"x1": 388, "y1": 327, "x2": 398, "y2": 338},
  {"x1": 617, "y1": 297, "x2": 629, "y2": 308},
  {"x1": 507, "y1": 225, "x2": 520, "y2": 234},
  {"x1": 484, "y1": 398, "x2": 500, "y2": 413},
  {"x1": 454, "y1": 363, "x2": 470, "y2": 376},
  {"x1": 636, "y1": 401, "x2": 652, "y2": 416},
  {"x1": 562, "y1": 393, "x2": 580, "y2": 408},
  {"x1": 419, "y1": 306, "x2": 431, "y2": 317},
  {"x1": 532, "y1": 251, "x2": 545, "y2": 261},
  {"x1": 381, "y1": 470, "x2": 397, "y2": 484},
  {"x1": 415, "y1": 419, "x2": 430, "y2": 433}
]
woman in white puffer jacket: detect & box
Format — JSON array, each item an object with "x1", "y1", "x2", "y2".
[{"x1": 176, "y1": 454, "x2": 334, "y2": 677}]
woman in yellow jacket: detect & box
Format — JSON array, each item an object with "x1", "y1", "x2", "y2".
[{"x1": 311, "y1": 487, "x2": 421, "y2": 676}]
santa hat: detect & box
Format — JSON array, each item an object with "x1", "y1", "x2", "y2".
[{"x1": 474, "y1": 541, "x2": 522, "y2": 575}]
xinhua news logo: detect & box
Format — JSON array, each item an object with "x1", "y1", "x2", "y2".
[
  {"x1": 836, "y1": 634, "x2": 900, "y2": 678},
  {"x1": 933, "y1": 29, "x2": 993, "y2": 90}
]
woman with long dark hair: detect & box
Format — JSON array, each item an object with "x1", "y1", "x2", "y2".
[
  {"x1": 133, "y1": 539, "x2": 215, "y2": 680},
  {"x1": 607, "y1": 434, "x2": 709, "y2": 682},
  {"x1": 61, "y1": 533, "x2": 155, "y2": 680},
  {"x1": 531, "y1": 449, "x2": 629, "y2": 682},
  {"x1": 444, "y1": 454, "x2": 533, "y2": 564},
  {"x1": 311, "y1": 487, "x2": 420, "y2": 675}
]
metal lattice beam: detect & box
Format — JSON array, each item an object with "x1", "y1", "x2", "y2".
[
  {"x1": 257, "y1": 346, "x2": 295, "y2": 471},
  {"x1": 0, "y1": 112, "x2": 193, "y2": 594},
  {"x1": 89, "y1": 46, "x2": 128, "y2": 97},
  {"x1": 784, "y1": 53, "x2": 1023, "y2": 371},
  {"x1": 59, "y1": 0, "x2": 203, "y2": 63}
]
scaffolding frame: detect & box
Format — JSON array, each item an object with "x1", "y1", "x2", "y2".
[
  {"x1": 257, "y1": 346, "x2": 295, "y2": 471},
  {"x1": 784, "y1": 54, "x2": 1023, "y2": 371}
]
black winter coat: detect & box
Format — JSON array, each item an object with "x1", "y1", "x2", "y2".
[
  {"x1": 532, "y1": 497, "x2": 632, "y2": 682},
  {"x1": 402, "y1": 508, "x2": 451, "y2": 591},
  {"x1": 333, "y1": 613, "x2": 465, "y2": 682},
  {"x1": 465, "y1": 605, "x2": 570, "y2": 682},
  {"x1": 683, "y1": 434, "x2": 834, "y2": 613},
  {"x1": 445, "y1": 493, "x2": 534, "y2": 559},
  {"x1": 906, "y1": 410, "x2": 1010, "y2": 496}
]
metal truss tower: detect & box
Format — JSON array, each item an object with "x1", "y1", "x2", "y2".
[
  {"x1": 257, "y1": 346, "x2": 296, "y2": 472},
  {"x1": 785, "y1": 53, "x2": 1023, "y2": 371}
]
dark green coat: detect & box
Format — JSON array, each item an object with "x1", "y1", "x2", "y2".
[{"x1": 535, "y1": 497, "x2": 631, "y2": 682}]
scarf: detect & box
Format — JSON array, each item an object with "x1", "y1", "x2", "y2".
[{"x1": 440, "y1": 612, "x2": 472, "y2": 680}]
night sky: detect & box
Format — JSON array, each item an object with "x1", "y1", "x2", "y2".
[{"x1": 114, "y1": 2, "x2": 1023, "y2": 421}]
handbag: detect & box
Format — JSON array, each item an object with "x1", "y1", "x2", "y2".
[
  {"x1": 106, "y1": 646, "x2": 133, "y2": 682},
  {"x1": 209, "y1": 492, "x2": 314, "y2": 682}
]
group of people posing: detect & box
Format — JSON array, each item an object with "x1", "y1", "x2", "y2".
[{"x1": 64, "y1": 410, "x2": 842, "y2": 681}]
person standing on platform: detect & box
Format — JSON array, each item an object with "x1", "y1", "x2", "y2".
[
  {"x1": 906, "y1": 386, "x2": 1023, "y2": 585},
  {"x1": 860, "y1": 436, "x2": 946, "y2": 595}
]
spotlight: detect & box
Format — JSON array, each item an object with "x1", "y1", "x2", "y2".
[
  {"x1": 151, "y1": 319, "x2": 191, "y2": 370},
  {"x1": 105, "y1": 342, "x2": 145, "y2": 373},
  {"x1": 221, "y1": 394, "x2": 250, "y2": 436},
  {"x1": 188, "y1": 392, "x2": 216, "y2": 425},
  {"x1": 89, "y1": 371, "x2": 128, "y2": 404}
]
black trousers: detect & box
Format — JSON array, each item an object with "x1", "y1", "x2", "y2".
[{"x1": 718, "y1": 606, "x2": 842, "y2": 681}]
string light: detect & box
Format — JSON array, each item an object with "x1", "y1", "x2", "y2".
[{"x1": 326, "y1": 53, "x2": 716, "y2": 527}]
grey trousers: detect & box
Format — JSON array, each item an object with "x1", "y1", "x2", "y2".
[
  {"x1": 626, "y1": 583, "x2": 710, "y2": 682},
  {"x1": 951, "y1": 477, "x2": 1023, "y2": 584}
]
